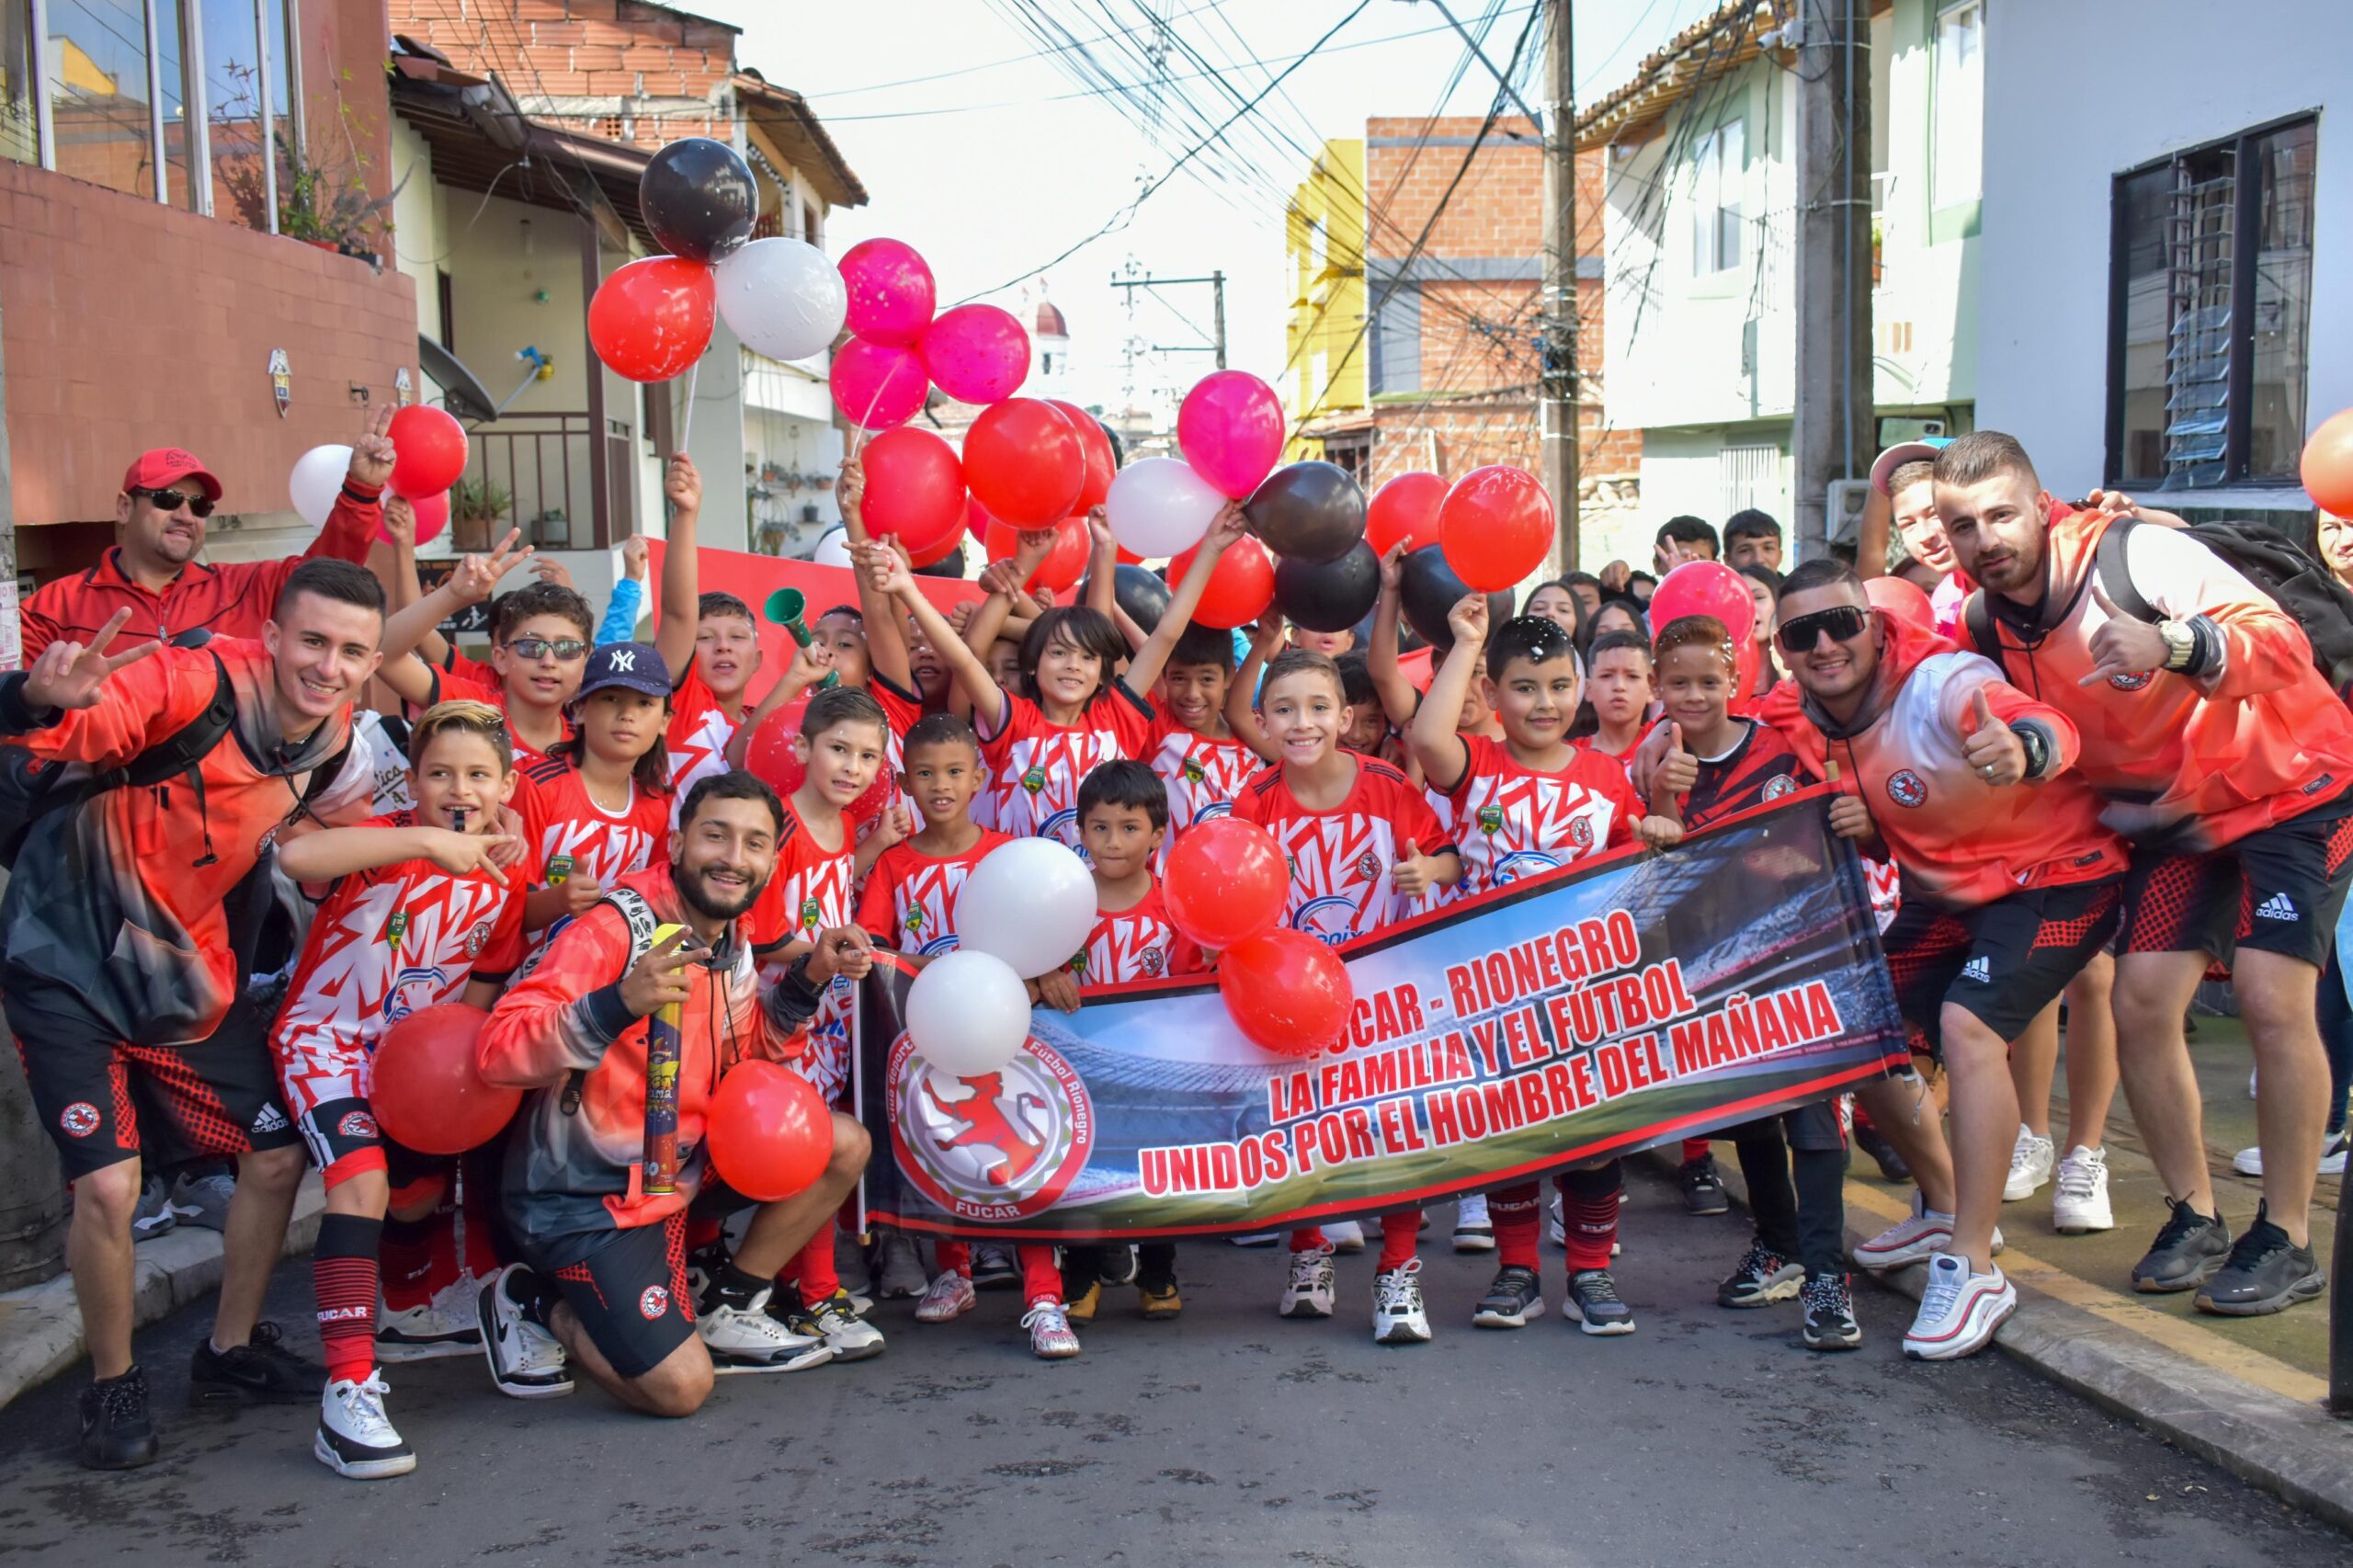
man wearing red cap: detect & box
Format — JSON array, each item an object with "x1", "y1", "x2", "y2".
[{"x1": 18, "y1": 406, "x2": 395, "y2": 663}]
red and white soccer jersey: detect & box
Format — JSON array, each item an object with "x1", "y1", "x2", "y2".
[
  {"x1": 1443, "y1": 733, "x2": 1641, "y2": 898},
  {"x1": 1143, "y1": 713, "x2": 1260, "y2": 835},
  {"x1": 979, "y1": 687, "x2": 1156, "y2": 849},
  {"x1": 747, "y1": 803, "x2": 861, "y2": 1102},
  {"x1": 855, "y1": 829, "x2": 1012, "y2": 957},
  {"x1": 665, "y1": 658, "x2": 739, "y2": 814},
  {"x1": 860, "y1": 676, "x2": 928, "y2": 836},
  {"x1": 271, "y1": 814, "x2": 527, "y2": 1183},
  {"x1": 1233, "y1": 757, "x2": 1453, "y2": 946},
  {"x1": 425, "y1": 667, "x2": 570, "y2": 771},
  {"x1": 1069, "y1": 880, "x2": 1205, "y2": 986},
  {"x1": 516, "y1": 758, "x2": 670, "y2": 955}
]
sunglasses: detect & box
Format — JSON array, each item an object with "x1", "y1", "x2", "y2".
[
  {"x1": 1776, "y1": 605, "x2": 1870, "y2": 653},
  {"x1": 132, "y1": 485, "x2": 215, "y2": 519},
  {"x1": 505, "y1": 636, "x2": 591, "y2": 662}
]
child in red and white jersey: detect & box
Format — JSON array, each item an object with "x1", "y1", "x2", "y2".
[
  {"x1": 1405, "y1": 599, "x2": 1645, "y2": 1337},
  {"x1": 269, "y1": 700, "x2": 526, "y2": 1479},
  {"x1": 516, "y1": 643, "x2": 675, "y2": 959},
  {"x1": 378, "y1": 538, "x2": 591, "y2": 769},
  {"x1": 1142, "y1": 622, "x2": 1262, "y2": 836},
  {"x1": 1232, "y1": 648, "x2": 1461, "y2": 1345}
]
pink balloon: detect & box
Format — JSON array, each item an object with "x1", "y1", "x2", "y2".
[
  {"x1": 829, "y1": 335, "x2": 929, "y2": 431},
  {"x1": 379, "y1": 487, "x2": 449, "y2": 548},
  {"x1": 918, "y1": 304, "x2": 1029, "y2": 404},
  {"x1": 1176, "y1": 370, "x2": 1286, "y2": 499},
  {"x1": 1650, "y1": 560, "x2": 1756, "y2": 645},
  {"x1": 838, "y1": 238, "x2": 937, "y2": 347}
]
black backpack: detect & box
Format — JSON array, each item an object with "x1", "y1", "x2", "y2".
[{"x1": 1965, "y1": 517, "x2": 2353, "y2": 691}]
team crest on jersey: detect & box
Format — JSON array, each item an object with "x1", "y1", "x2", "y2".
[
  {"x1": 1886, "y1": 769, "x2": 1928, "y2": 808},
  {"x1": 1355, "y1": 849, "x2": 1382, "y2": 881},
  {"x1": 2108, "y1": 671, "x2": 2154, "y2": 691},
  {"x1": 1141, "y1": 947, "x2": 1165, "y2": 977},
  {"x1": 799, "y1": 896, "x2": 822, "y2": 931},
  {"x1": 1182, "y1": 756, "x2": 1206, "y2": 784},
  {"x1": 1068, "y1": 949, "x2": 1090, "y2": 978},
  {"x1": 1570, "y1": 816, "x2": 1595, "y2": 850},
  {"x1": 1477, "y1": 803, "x2": 1504, "y2": 835},
  {"x1": 464, "y1": 920, "x2": 494, "y2": 958},
  {"x1": 890, "y1": 1032, "x2": 1093, "y2": 1221},
  {"x1": 638, "y1": 1285, "x2": 669, "y2": 1321},
  {"x1": 1021, "y1": 766, "x2": 1048, "y2": 795},
  {"x1": 385, "y1": 912, "x2": 408, "y2": 950},
  {"x1": 338, "y1": 1110, "x2": 379, "y2": 1140},
  {"x1": 59, "y1": 1102, "x2": 99, "y2": 1138},
  {"x1": 1764, "y1": 775, "x2": 1797, "y2": 801},
  {"x1": 904, "y1": 908, "x2": 927, "y2": 934}
]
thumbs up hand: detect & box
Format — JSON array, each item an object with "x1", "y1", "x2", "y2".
[
  {"x1": 1823, "y1": 758, "x2": 1872, "y2": 838},
  {"x1": 1392, "y1": 836, "x2": 1440, "y2": 898},
  {"x1": 1654, "y1": 722, "x2": 1699, "y2": 799},
  {"x1": 2078, "y1": 576, "x2": 2170, "y2": 687},
  {"x1": 1959, "y1": 686, "x2": 2029, "y2": 785}
]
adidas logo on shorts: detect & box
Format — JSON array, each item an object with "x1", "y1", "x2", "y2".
[
  {"x1": 2255, "y1": 892, "x2": 2300, "y2": 922},
  {"x1": 1959, "y1": 957, "x2": 1992, "y2": 983},
  {"x1": 251, "y1": 1104, "x2": 290, "y2": 1134}
]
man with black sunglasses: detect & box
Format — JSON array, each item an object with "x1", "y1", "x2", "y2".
[
  {"x1": 20, "y1": 408, "x2": 395, "y2": 664},
  {"x1": 1756, "y1": 557, "x2": 2130, "y2": 1360}
]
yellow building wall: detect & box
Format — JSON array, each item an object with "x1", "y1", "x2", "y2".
[{"x1": 1282, "y1": 137, "x2": 1366, "y2": 458}]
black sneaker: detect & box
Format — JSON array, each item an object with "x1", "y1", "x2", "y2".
[
  {"x1": 1471, "y1": 1264, "x2": 1544, "y2": 1328},
  {"x1": 1563, "y1": 1269, "x2": 1636, "y2": 1335},
  {"x1": 1853, "y1": 1123, "x2": 1912, "y2": 1182},
  {"x1": 1801, "y1": 1272, "x2": 1861, "y2": 1351},
  {"x1": 189, "y1": 1321, "x2": 322, "y2": 1407},
  {"x1": 2130, "y1": 1198, "x2": 2232, "y2": 1294},
  {"x1": 77, "y1": 1366, "x2": 159, "y2": 1470},
  {"x1": 1097, "y1": 1244, "x2": 1140, "y2": 1288},
  {"x1": 2194, "y1": 1203, "x2": 2326, "y2": 1316},
  {"x1": 1718, "y1": 1240, "x2": 1803, "y2": 1307},
  {"x1": 970, "y1": 1244, "x2": 1020, "y2": 1290},
  {"x1": 1679, "y1": 1155, "x2": 1730, "y2": 1216}
]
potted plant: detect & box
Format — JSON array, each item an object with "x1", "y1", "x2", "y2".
[
  {"x1": 449, "y1": 475, "x2": 510, "y2": 553},
  {"x1": 216, "y1": 67, "x2": 403, "y2": 263}
]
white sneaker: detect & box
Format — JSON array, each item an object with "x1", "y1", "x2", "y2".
[
  {"x1": 1230, "y1": 1233, "x2": 1280, "y2": 1247},
  {"x1": 1902, "y1": 1253, "x2": 2016, "y2": 1360},
  {"x1": 699, "y1": 1289, "x2": 833, "y2": 1374},
  {"x1": 1452, "y1": 1194, "x2": 1495, "y2": 1252},
  {"x1": 915, "y1": 1270, "x2": 977, "y2": 1324},
  {"x1": 376, "y1": 1276, "x2": 483, "y2": 1362},
  {"x1": 1853, "y1": 1197, "x2": 1954, "y2": 1272},
  {"x1": 2230, "y1": 1131, "x2": 2350, "y2": 1177},
  {"x1": 314, "y1": 1370, "x2": 415, "y2": 1479},
  {"x1": 1324, "y1": 1220, "x2": 1366, "y2": 1254},
  {"x1": 2004, "y1": 1125, "x2": 2054, "y2": 1201},
  {"x1": 1280, "y1": 1244, "x2": 1336, "y2": 1319},
  {"x1": 475, "y1": 1265, "x2": 572, "y2": 1399},
  {"x1": 1022, "y1": 1300, "x2": 1082, "y2": 1358},
  {"x1": 2052, "y1": 1145, "x2": 2115, "y2": 1233},
  {"x1": 1370, "y1": 1258, "x2": 1432, "y2": 1345},
  {"x1": 799, "y1": 1290, "x2": 886, "y2": 1362}
]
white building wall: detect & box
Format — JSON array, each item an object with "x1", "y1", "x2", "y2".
[{"x1": 1975, "y1": 0, "x2": 2351, "y2": 499}]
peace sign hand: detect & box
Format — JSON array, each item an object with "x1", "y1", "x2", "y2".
[
  {"x1": 22, "y1": 608, "x2": 159, "y2": 711},
  {"x1": 451, "y1": 529, "x2": 533, "y2": 605},
  {"x1": 347, "y1": 404, "x2": 396, "y2": 489}
]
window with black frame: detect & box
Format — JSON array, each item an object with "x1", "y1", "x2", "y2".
[{"x1": 2108, "y1": 116, "x2": 2315, "y2": 491}]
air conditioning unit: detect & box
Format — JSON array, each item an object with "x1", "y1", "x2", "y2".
[{"x1": 1825, "y1": 480, "x2": 1872, "y2": 547}]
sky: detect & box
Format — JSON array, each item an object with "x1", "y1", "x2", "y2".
[{"x1": 705, "y1": 0, "x2": 1721, "y2": 417}]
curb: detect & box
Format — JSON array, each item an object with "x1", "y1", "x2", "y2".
[
  {"x1": 1643, "y1": 1149, "x2": 2353, "y2": 1533},
  {"x1": 0, "y1": 1175, "x2": 324, "y2": 1411}
]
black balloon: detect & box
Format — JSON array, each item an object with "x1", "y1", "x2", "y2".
[
  {"x1": 1243, "y1": 460, "x2": 1365, "y2": 565},
  {"x1": 1113, "y1": 562, "x2": 1171, "y2": 631},
  {"x1": 640, "y1": 137, "x2": 756, "y2": 264},
  {"x1": 1399, "y1": 544, "x2": 1513, "y2": 653},
  {"x1": 1275, "y1": 540, "x2": 1381, "y2": 634},
  {"x1": 915, "y1": 539, "x2": 968, "y2": 579}
]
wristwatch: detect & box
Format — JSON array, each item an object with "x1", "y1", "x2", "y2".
[{"x1": 2158, "y1": 619, "x2": 2198, "y2": 672}]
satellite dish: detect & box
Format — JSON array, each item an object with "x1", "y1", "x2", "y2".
[{"x1": 417, "y1": 335, "x2": 498, "y2": 423}]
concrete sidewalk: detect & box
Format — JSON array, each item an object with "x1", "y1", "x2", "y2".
[{"x1": 0, "y1": 1174, "x2": 324, "y2": 1410}]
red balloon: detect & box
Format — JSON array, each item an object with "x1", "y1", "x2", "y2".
[
  {"x1": 918, "y1": 303, "x2": 1029, "y2": 403},
  {"x1": 1650, "y1": 560, "x2": 1756, "y2": 644},
  {"x1": 1219, "y1": 929, "x2": 1353, "y2": 1057},
  {"x1": 829, "y1": 335, "x2": 929, "y2": 431},
  {"x1": 588, "y1": 256, "x2": 716, "y2": 382},
  {"x1": 371, "y1": 1004, "x2": 519, "y2": 1155},
  {"x1": 1862, "y1": 574, "x2": 1936, "y2": 636},
  {"x1": 965, "y1": 494, "x2": 995, "y2": 544},
  {"x1": 387, "y1": 405, "x2": 469, "y2": 498},
  {"x1": 1165, "y1": 818, "x2": 1287, "y2": 949},
  {"x1": 379, "y1": 487, "x2": 450, "y2": 549},
  {"x1": 906, "y1": 525, "x2": 963, "y2": 568},
  {"x1": 1168, "y1": 536, "x2": 1275, "y2": 630},
  {"x1": 983, "y1": 514, "x2": 1090, "y2": 595},
  {"x1": 838, "y1": 237, "x2": 937, "y2": 347},
  {"x1": 1048, "y1": 399, "x2": 1117, "y2": 511},
  {"x1": 744, "y1": 699, "x2": 891, "y2": 825},
  {"x1": 1438, "y1": 466, "x2": 1555, "y2": 591},
  {"x1": 706, "y1": 1060, "x2": 832, "y2": 1201},
  {"x1": 1367, "y1": 472, "x2": 1449, "y2": 557},
  {"x1": 2302, "y1": 407, "x2": 2353, "y2": 517},
  {"x1": 964, "y1": 398, "x2": 1084, "y2": 528},
  {"x1": 860, "y1": 426, "x2": 965, "y2": 555}
]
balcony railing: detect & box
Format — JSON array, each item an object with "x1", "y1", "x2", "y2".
[{"x1": 458, "y1": 412, "x2": 631, "y2": 553}]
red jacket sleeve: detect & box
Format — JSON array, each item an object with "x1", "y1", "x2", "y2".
[
  {"x1": 477, "y1": 901, "x2": 638, "y2": 1089},
  {"x1": 2125, "y1": 519, "x2": 2313, "y2": 701},
  {"x1": 225, "y1": 481, "x2": 384, "y2": 641},
  {"x1": 16, "y1": 587, "x2": 63, "y2": 666}
]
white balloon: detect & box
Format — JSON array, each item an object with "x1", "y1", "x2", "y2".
[
  {"x1": 1106, "y1": 455, "x2": 1223, "y2": 560},
  {"x1": 811, "y1": 529, "x2": 853, "y2": 567},
  {"x1": 717, "y1": 237, "x2": 848, "y2": 363},
  {"x1": 290, "y1": 444, "x2": 354, "y2": 528},
  {"x1": 904, "y1": 949, "x2": 1033, "y2": 1077},
  {"x1": 957, "y1": 836, "x2": 1098, "y2": 978}
]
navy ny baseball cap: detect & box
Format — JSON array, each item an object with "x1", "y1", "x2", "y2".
[{"x1": 573, "y1": 641, "x2": 672, "y2": 703}]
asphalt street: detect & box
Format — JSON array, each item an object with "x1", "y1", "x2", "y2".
[{"x1": 3, "y1": 1168, "x2": 2346, "y2": 1568}]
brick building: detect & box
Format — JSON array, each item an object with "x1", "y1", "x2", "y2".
[{"x1": 1282, "y1": 116, "x2": 1643, "y2": 574}]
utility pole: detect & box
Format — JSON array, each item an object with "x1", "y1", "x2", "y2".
[
  {"x1": 1791, "y1": 0, "x2": 1874, "y2": 562},
  {"x1": 1539, "y1": 0, "x2": 1580, "y2": 572},
  {"x1": 1108, "y1": 271, "x2": 1228, "y2": 369}
]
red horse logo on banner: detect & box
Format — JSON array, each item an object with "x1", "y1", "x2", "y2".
[{"x1": 920, "y1": 1073, "x2": 1051, "y2": 1187}]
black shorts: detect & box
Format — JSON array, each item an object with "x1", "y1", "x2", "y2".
[
  {"x1": 539, "y1": 1213, "x2": 696, "y2": 1381},
  {"x1": 2120, "y1": 789, "x2": 2353, "y2": 968},
  {"x1": 6, "y1": 989, "x2": 298, "y2": 1182},
  {"x1": 1883, "y1": 879, "x2": 2122, "y2": 1058}
]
